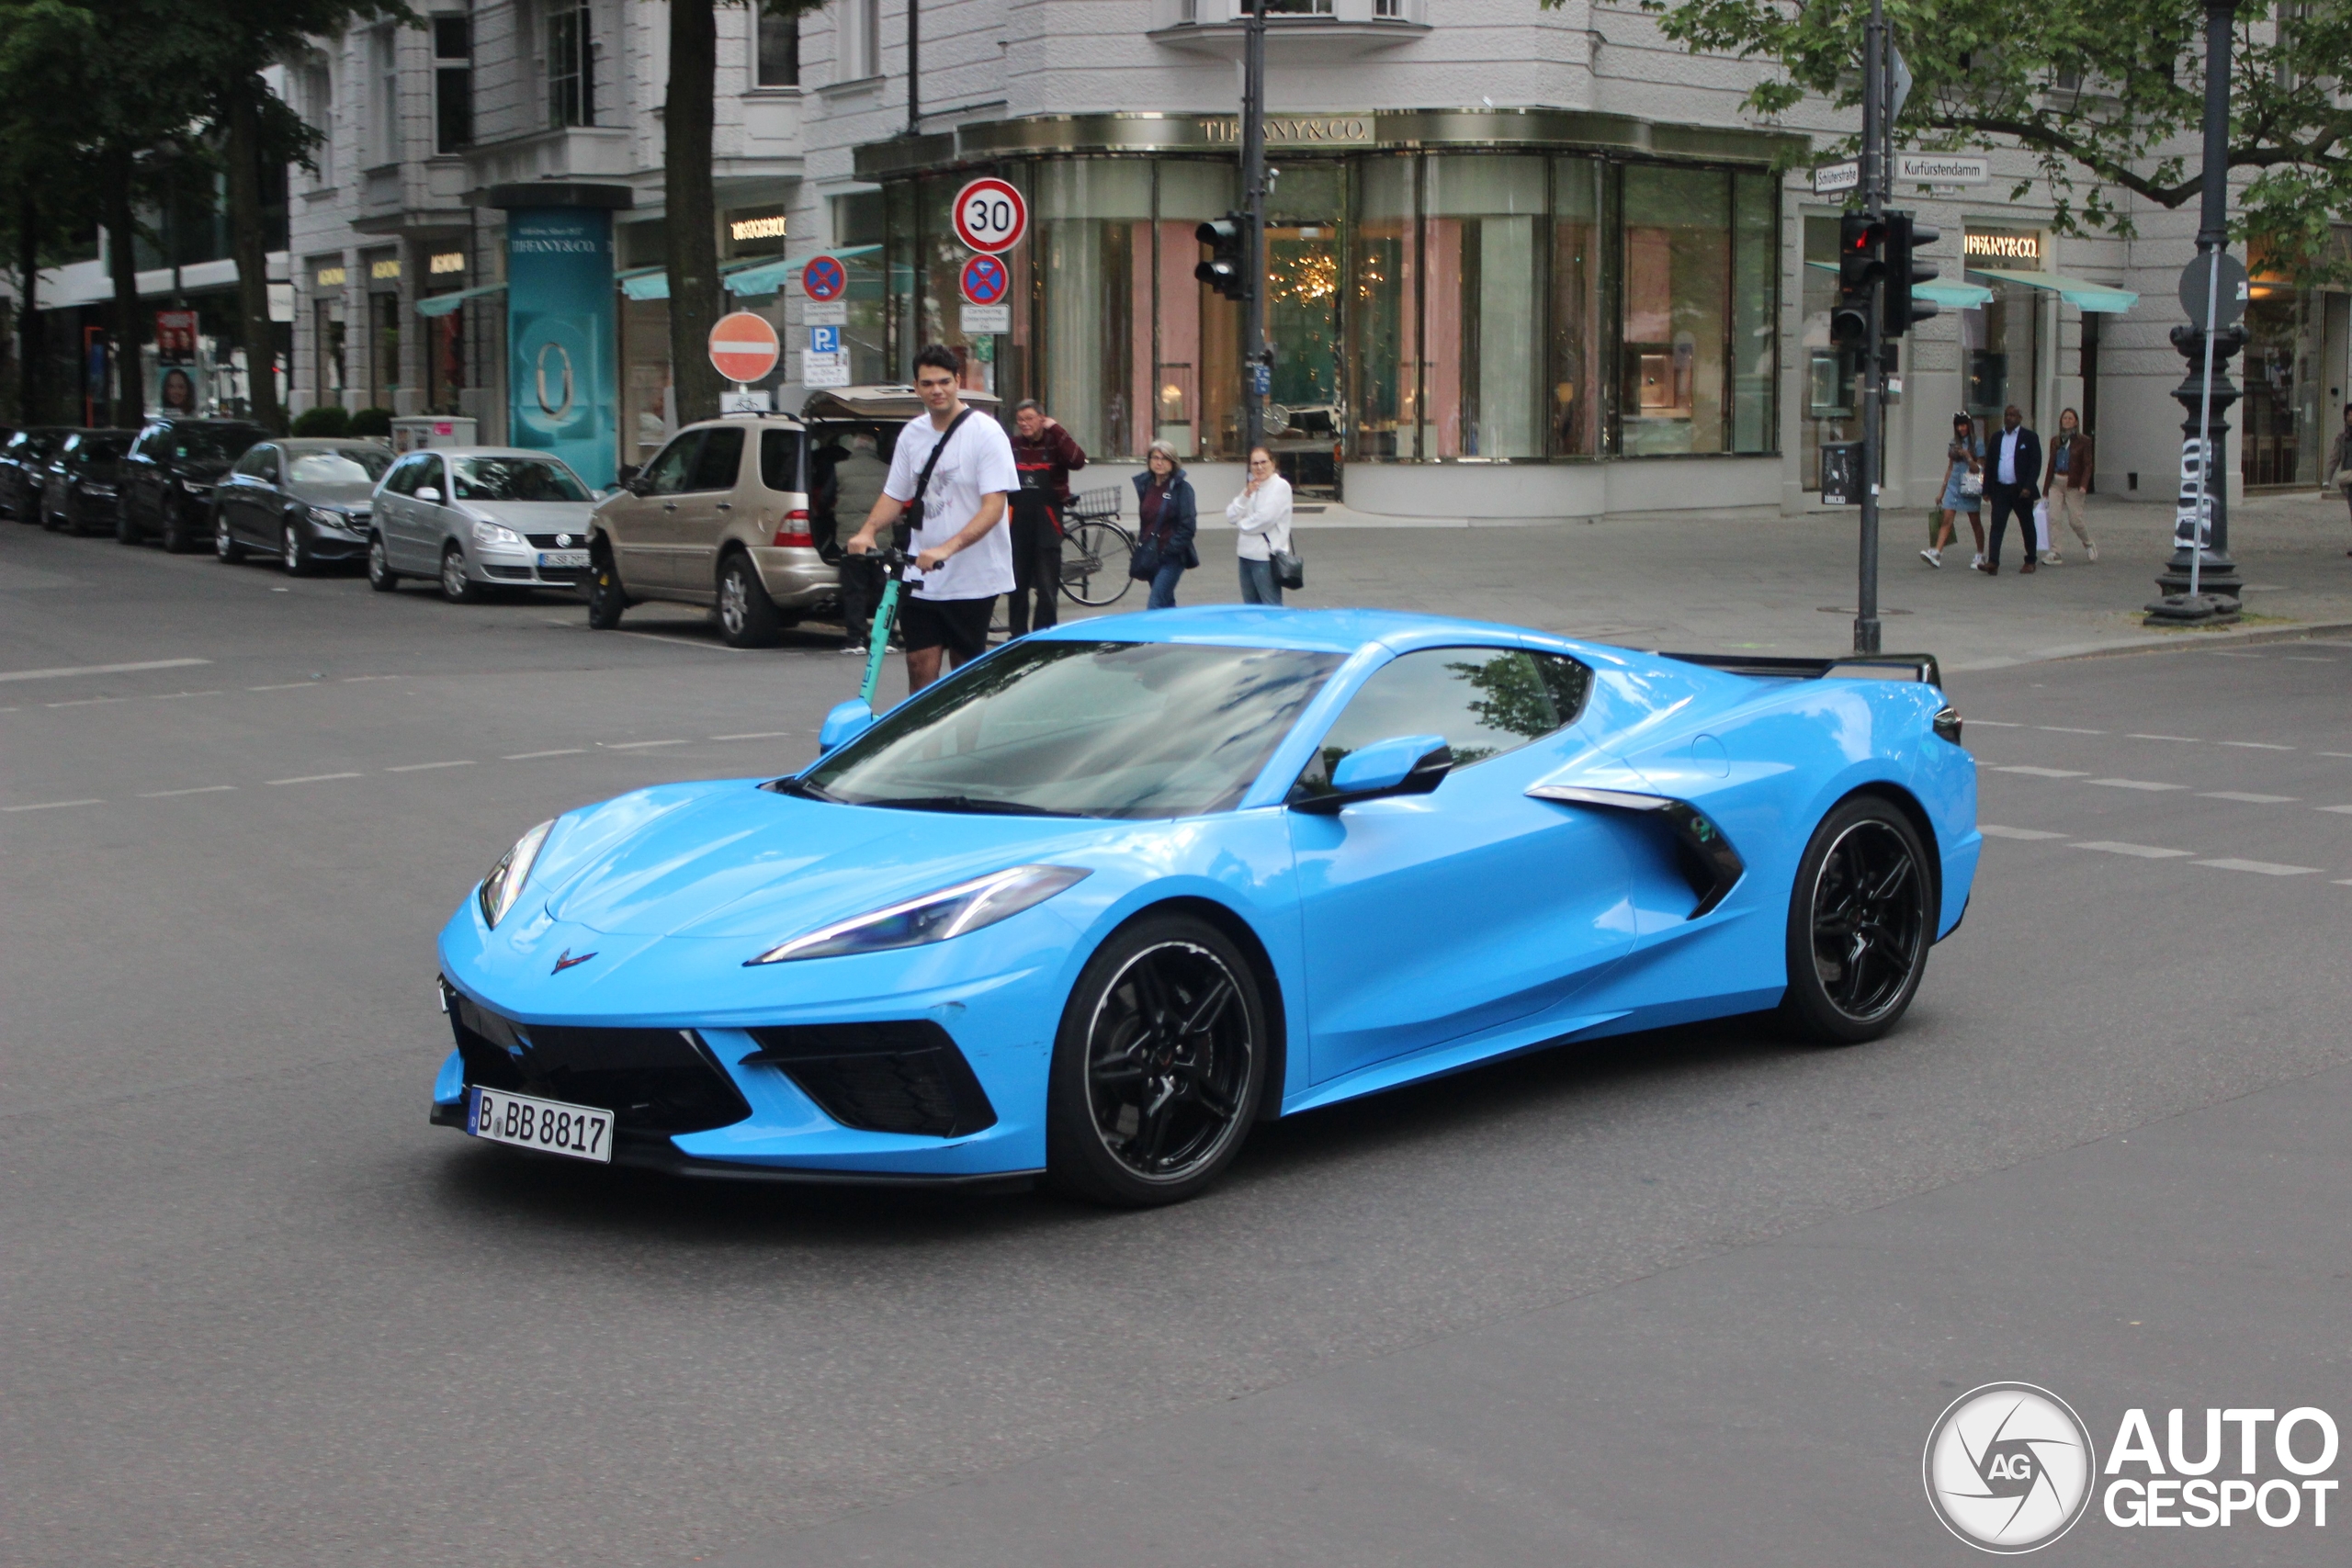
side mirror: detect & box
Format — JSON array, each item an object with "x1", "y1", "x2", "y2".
[
  {"x1": 1292, "y1": 734, "x2": 1453, "y2": 814},
  {"x1": 616, "y1": 464, "x2": 641, "y2": 485},
  {"x1": 817, "y1": 698, "x2": 875, "y2": 754},
  {"x1": 414, "y1": 485, "x2": 442, "y2": 503}
]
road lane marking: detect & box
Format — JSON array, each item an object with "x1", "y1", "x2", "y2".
[
  {"x1": 151, "y1": 690, "x2": 221, "y2": 700},
  {"x1": 2, "y1": 797, "x2": 105, "y2": 812},
  {"x1": 46, "y1": 696, "x2": 127, "y2": 708},
  {"x1": 2283, "y1": 656, "x2": 2335, "y2": 662},
  {"x1": 2219, "y1": 740, "x2": 2294, "y2": 750},
  {"x1": 711, "y1": 731, "x2": 792, "y2": 741},
  {"x1": 138, "y1": 785, "x2": 235, "y2": 798},
  {"x1": 248, "y1": 682, "x2": 320, "y2": 692},
  {"x1": 601, "y1": 739, "x2": 687, "y2": 750},
  {"x1": 0, "y1": 657, "x2": 209, "y2": 684},
  {"x1": 1992, "y1": 765, "x2": 2089, "y2": 778},
  {"x1": 385, "y1": 760, "x2": 476, "y2": 773},
  {"x1": 2192, "y1": 858, "x2": 2320, "y2": 877},
  {"x1": 342, "y1": 674, "x2": 401, "y2": 682},
  {"x1": 2086, "y1": 778, "x2": 2187, "y2": 791},
  {"x1": 268, "y1": 772, "x2": 362, "y2": 785},
  {"x1": 2071, "y1": 841, "x2": 2195, "y2": 859},
  {"x1": 2321, "y1": 752, "x2": 2352, "y2": 760},
  {"x1": 1982, "y1": 825, "x2": 2067, "y2": 840},
  {"x1": 2316, "y1": 805, "x2": 2352, "y2": 815},
  {"x1": 2037, "y1": 726, "x2": 2106, "y2": 735},
  {"x1": 2128, "y1": 733, "x2": 2202, "y2": 742},
  {"x1": 2199, "y1": 792, "x2": 2297, "y2": 804},
  {"x1": 617, "y1": 630, "x2": 752, "y2": 654},
  {"x1": 503, "y1": 749, "x2": 586, "y2": 761}
]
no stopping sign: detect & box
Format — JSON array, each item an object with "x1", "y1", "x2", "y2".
[{"x1": 952, "y1": 177, "x2": 1027, "y2": 254}]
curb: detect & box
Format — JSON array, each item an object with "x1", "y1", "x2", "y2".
[{"x1": 2046, "y1": 619, "x2": 2352, "y2": 663}]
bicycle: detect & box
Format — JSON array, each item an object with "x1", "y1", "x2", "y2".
[{"x1": 1058, "y1": 486, "x2": 1135, "y2": 607}]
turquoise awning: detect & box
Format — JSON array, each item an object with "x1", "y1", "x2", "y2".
[
  {"x1": 1804, "y1": 260, "x2": 1990, "y2": 310},
  {"x1": 415, "y1": 281, "x2": 506, "y2": 317},
  {"x1": 616, "y1": 265, "x2": 668, "y2": 301},
  {"x1": 1969, "y1": 267, "x2": 2139, "y2": 314},
  {"x1": 726, "y1": 244, "x2": 883, "y2": 297}
]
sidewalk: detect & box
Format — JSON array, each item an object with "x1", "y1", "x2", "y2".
[{"x1": 1158, "y1": 488, "x2": 2352, "y2": 671}]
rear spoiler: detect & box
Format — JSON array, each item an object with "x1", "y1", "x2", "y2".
[{"x1": 1653, "y1": 650, "x2": 1944, "y2": 688}]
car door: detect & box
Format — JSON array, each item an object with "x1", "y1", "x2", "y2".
[
  {"x1": 379, "y1": 456, "x2": 429, "y2": 569},
  {"x1": 120, "y1": 426, "x2": 160, "y2": 529},
  {"x1": 619, "y1": 430, "x2": 705, "y2": 589},
  {"x1": 410, "y1": 455, "x2": 460, "y2": 563},
  {"x1": 220, "y1": 445, "x2": 272, "y2": 545},
  {"x1": 665, "y1": 423, "x2": 746, "y2": 598},
  {"x1": 1286, "y1": 646, "x2": 1639, "y2": 1084}
]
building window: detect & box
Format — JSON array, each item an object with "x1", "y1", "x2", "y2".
[
  {"x1": 434, "y1": 15, "x2": 472, "y2": 152},
  {"x1": 314, "y1": 298, "x2": 345, "y2": 403},
  {"x1": 756, "y1": 6, "x2": 799, "y2": 86},
  {"x1": 1265, "y1": 0, "x2": 1335, "y2": 12},
  {"x1": 1550, "y1": 157, "x2": 1602, "y2": 457},
  {"x1": 298, "y1": 62, "x2": 334, "y2": 184},
  {"x1": 367, "y1": 27, "x2": 400, "y2": 167},
  {"x1": 1423, "y1": 155, "x2": 1546, "y2": 458},
  {"x1": 1616, "y1": 164, "x2": 1775, "y2": 457},
  {"x1": 842, "y1": 0, "x2": 880, "y2": 81},
  {"x1": 1350, "y1": 156, "x2": 1419, "y2": 461},
  {"x1": 548, "y1": 0, "x2": 595, "y2": 129}
]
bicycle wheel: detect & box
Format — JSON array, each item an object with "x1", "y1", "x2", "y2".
[{"x1": 1060, "y1": 519, "x2": 1136, "y2": 607}]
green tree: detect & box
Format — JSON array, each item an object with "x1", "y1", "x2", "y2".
[
  {"x1": 665, "y1": 0, "x2": 825, "y2": 426},
  {"x1": 1558, "y1": 0, "x2": 2352, "y2": 265}
]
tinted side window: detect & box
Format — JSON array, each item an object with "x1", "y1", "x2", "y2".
[
  {"x1": 687, "y1": 425, "x2": 744, "y2": 491},
  {"x1": 1295, "y1": 648, "x2": 1594, "y2": 796},
  {"x1": 381, "y1": 457, "x2": 422, "y2": 495},
  {"x1": 233, "y1": 446, "x2": 274, "y2": 479},
  {"x1": 758, "y1": 427, "x2": 802, "y2": 492},
  {"x1": 641, "y1": 432, "x2": 702, "y2": 495}
]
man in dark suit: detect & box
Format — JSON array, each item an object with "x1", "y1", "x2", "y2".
[{"x1": 1980, "y1": 403, "x2": 2043, "y2": 576}]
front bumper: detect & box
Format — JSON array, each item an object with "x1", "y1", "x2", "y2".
[
  {"x1": 299, "y1": 514, "x2": 372, "y2": 560},
  {"x1": 476, "y1": 545, "x2": 588, "y2": 588}
]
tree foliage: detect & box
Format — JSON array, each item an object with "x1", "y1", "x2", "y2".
[{"x1": 1553, "y1": 0, "x2": 2352, "y2": 267}]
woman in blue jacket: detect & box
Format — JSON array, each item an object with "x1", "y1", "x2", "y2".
[{"x1": 1132, "y1": 440, "x2": 1199, "y2": 608}]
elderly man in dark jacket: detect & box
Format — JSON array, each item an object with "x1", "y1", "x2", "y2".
[
  {"x1": 1980, "y1": 403, "x2": 2043, "y2": 577},
  {"x1": 1006, "y1": 400, "x2": 1087, "y2": 636}
]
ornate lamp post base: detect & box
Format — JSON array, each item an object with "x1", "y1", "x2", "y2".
[{"x1": 2143, "y1": 591, "x2": 2241, "y2": 627}]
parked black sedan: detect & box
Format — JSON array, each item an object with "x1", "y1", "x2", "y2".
[
  {"x1": 213, "y1": 439, "x2": 395, "y2": 573},
  {"x1": 119, "y1": 416, "x2": 266, "y2": 551},
  {"x1": 40, "y1": 430, "x2": 134, "y2": 535},
  {"x1": 1, "y1": 427, "x2": 83, "y2": 522}
]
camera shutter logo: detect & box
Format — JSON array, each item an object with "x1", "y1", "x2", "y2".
[{"x1": 1924, "y1": 1383, "x2": 2098, "y2": 1552}]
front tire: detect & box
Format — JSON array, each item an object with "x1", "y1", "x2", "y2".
[
  {"x1": 114, "y1": 503, "x2": 139, "y2": 545},
  {"x1": 215, "y1": 513, "x2": 245, "y2": 563},
  {"x1": 367, "y1": 534, "x2": 399, "y2": 591},
  {"x1": 1046, "y1": 914, "x2": 1269, "y2": 1207},
  {"x1": 1779, "y1": 795, "x2": 1933, "y2": 1044},
  {"x1": 586, "y1": 555, "x2": 626, "y2": 629},
  {"x1": 439, "y1": 543, "x2": 479, "y2": 604},
  {"x1": 715, "y1": 552, "x2": 784, "y2": 648},
  {"x1": 281, "y1": 520, "x2": 314, "y2": 576},
  {"x1": 160, "y1": 501, "x2": 197, "y2": 553}
]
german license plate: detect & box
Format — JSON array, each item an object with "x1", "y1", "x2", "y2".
[
  {"x1": 537, "y1": 549, "x2": 589, "y2": 570},
  {"x1": 466, "y1": 1086, "x2": 612, "y2": 1163}
]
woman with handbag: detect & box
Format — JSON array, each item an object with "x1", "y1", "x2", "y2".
[
  {"x1": 1131, "y1": 440, "x2": 1199, "y2": 608},
  {"x1": 1921, "y1": 412, "x2": 1986, "y2": 570},
  {"x1": 1228, "y1": 445, "x2": 1294, "y2": 604},
  {"x1": 2328, "y1": 403, "x2": 2352, "y2": 554}
]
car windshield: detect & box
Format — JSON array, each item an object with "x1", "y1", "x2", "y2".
[
  {"x1": 801, "y1": 640, "x2": 1344, "y2": 819},
  {"x1": 450, "y1": 456, "x2": 591, "y2": 502},
  {"x1": 288, "y1": 448, "x2": 392, "y2": 484},
  {"x1": 77, "y1": 436, "x2": 130, "y2": 462},
  {"x1": 172, "y1": 427, "x2": 264, "y2": 464}
]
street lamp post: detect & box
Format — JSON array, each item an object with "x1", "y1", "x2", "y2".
[
  {"x1": 1853, "y1": 0, "x2": 1887, "y2": 656},
  {"x1": 1240, "y1": 0, "x2": 1268, "y2": 456},
  {"x1": 2147, "y1": 0, "x2": 2245, "y2": 623}
]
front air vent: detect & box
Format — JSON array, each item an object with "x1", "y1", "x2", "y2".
[{"x1": 741, "y1": 1021, "x2": 997, "y2": 1138}]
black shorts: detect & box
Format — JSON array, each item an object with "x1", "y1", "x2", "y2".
[{"x1": 898, "y1": 592, "x2": 996, "y2": 664}]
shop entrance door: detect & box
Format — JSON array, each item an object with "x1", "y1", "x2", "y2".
[{"x1": 1264, "y1": 164, "x2": 1343, "y2": 499}]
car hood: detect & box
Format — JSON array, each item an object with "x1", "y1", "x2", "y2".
[
  {"x1": 459, "y1": 499, "x2": 599, "y2": 528},
  {"x1": 535, "y1": 779, "x2": 1128, "y2": 941},
  {"x1": 287, "y1": 481, "x2": 379, "y2": 509}
]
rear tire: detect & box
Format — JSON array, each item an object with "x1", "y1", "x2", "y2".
[
  {"x1": 586, "y1": 556, "x2": 627, "y2": 629},
  {"x1": 1046, "y1": 914, "x2": 1269, "y2": 1207},
  {"x1": 439, "y1": 543, "x2": 479, "y2": 604},
  {"x1": 367, "y1": 534, "x2": 398, "y2": 591},
  {"x1": 215, "y1": 513, "x2": 245, "y2": 563},
  {"x1": 115, "y1": 505, "x2": 140, "y2": 545},
  {"x1": 715, "y1": 552, "x2": 784, "y2": 648},
  {"x1": 1779, "y1": 795, "x2": 1933, "y2": 1045},
  {"x1": 160, "y1": 501, "x2": 197, "y2": 553}
]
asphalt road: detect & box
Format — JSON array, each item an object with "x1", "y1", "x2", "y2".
[{"x1": 5, "y1": 520, "x2": 2350, "y2": 1567}]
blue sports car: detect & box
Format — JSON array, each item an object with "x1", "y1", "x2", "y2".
[{"x1": 432, "y1": 607, "x2": 1977, "y2": 1205}]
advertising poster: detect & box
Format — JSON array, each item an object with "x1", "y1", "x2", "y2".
[{"x1": 504, "y1": 208, "x2": 616, "y2": 488}]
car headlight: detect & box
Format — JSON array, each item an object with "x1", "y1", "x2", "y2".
[
  {"x1": 745, "y1": 864, "x2": 1091, "y2": 965},
  {"x1": 478, "y1": 819, "x2": 554, "y2": 929},
  {"x1": 471, "y1": 519, "x2": 524, "y2": 547},
  {"x1": 308, "y1": 506, "x2": 351, "y2": 529}
]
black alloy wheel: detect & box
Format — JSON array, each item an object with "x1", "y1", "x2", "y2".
[
  {"x1": 585, "y1": 555, "x2": 626, "y2": 629},
  {"x1": 1780, "y1": 795, "x2": 1932, "y2": 1044},
  {"x1": 215, "y1": 512, "x2": 245, "y2": 563},
  {"x1": 715, "y1": 552, "x2": 784, "y2": 648},
  {"x1": 367, "y1": 534, "x2": 399, "y2": 592},
  {"x1": 1046, "y1": 914, "x2": 1268, "y2": 1206}
]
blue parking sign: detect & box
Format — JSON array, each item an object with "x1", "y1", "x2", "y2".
[{"x1": 808, "y1": 324, "x2": 841, "y2": 355}]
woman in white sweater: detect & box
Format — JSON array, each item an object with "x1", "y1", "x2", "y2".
[{"x1": 1227, "y1": 446, "x2": 1293, "y2": 605}]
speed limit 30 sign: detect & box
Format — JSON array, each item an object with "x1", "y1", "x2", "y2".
[{"x1": 952, "y1": 177, "x2": 1028, "y2": 254}]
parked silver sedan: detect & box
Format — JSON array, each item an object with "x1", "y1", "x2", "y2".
[{"x1": 367, "y1": 447, "x2": 601, "y2": 603}]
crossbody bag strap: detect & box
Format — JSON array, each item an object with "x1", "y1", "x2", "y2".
[{"x1": 909, "y1": 407, "x2": 977, "y2": 522}]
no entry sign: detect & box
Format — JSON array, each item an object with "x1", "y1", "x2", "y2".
[
  {"x1": 707, "y1": 310, "x2": 780, "y2": 384},
  {"x1": 952, "y1": 177, "x2": 1027, "y2": 254},
  {"x1": 959, "y1": 253, "x2": 1010, "y2": 307},
  {"x1": 801, "y1": 254, "x2": 847, "y2": 301}
]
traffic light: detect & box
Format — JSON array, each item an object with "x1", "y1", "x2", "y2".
[
  {"x1": 1830, "y1": 209, "x2": 1884, "y2": 347},
  {"x1": 1883, "y1": 211, "x2": 1939, "y2": 337},
  {"x1": 1195, "y1": 213, "x2": 1249, "y2": 300}
]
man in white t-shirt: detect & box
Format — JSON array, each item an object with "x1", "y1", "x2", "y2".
[{"x1": 845, "y1": 345, "x2": 1021, "y2": 692}]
